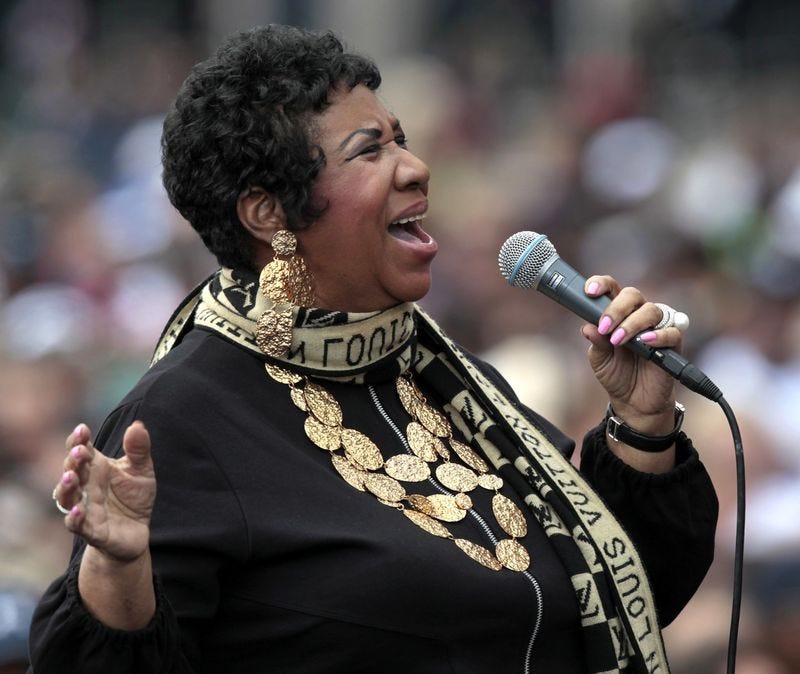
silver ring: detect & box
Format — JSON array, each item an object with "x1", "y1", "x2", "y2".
[
  {"x1": 52, "y1": 488, "x2": 87, "y2": 515},
  {"x1": 654, "y1": 303, "x2": 690, "y2": 332}
]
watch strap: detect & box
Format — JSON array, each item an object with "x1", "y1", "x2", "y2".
[{"x1": 605, "y1": 402, "x2": 685, "y2": 452}]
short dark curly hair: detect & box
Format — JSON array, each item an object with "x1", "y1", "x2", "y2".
[{"x1": 161, "y1": 25, "x2": 381, "y2": 271}]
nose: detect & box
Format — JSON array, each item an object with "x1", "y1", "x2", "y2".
[{"x1": 396, "y1": 148, "x2": 430, "y2": 193}]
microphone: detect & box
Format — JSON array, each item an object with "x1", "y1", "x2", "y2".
[{"x1": 498, "y1": 231, "x2": 722, "y2": 402}]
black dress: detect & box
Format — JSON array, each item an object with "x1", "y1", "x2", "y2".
[{"x1": 28, "y1": 327, "x2": 718, "y2": 673}]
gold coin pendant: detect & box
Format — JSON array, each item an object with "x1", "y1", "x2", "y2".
[
  {"x1": 495, "y1": 538, "x2": 530, "y2": 572},
  {"x1": 255, "y1": 308, "x2": 293, "y2": 358},
  {"x1": 271, "y1": 230, "x2": 297, "y2": 256},
  {"x1": 264, "y1": 363, "x2": 302, "y2": 385},
  {"x1": 406, "y1": 422, "x2": 438, "y2": 462},
  {"x1": 405, "y1": 494, "x2": 435, "y2": 516},
  {"x1": 432, "y1": 437, "x2": 450, "y2": 461},
  {"x1": 260, "y1": 259, "x2": 292, "y2": 304},
  {"x1": 416, "y1": 403, "x2": 450, "y2": 438},
  {"x1": 492, "y1": 493, "x2": 528, "y2": 538},
  {"x1": 289, "y1": 387, "x2": 307, "y2": 411},
  {"x1": 478, "y1": 474, "x2": 503, "y2": 491},
  {"x1": 396, "y1": 376, "x2": 421, "y2": 417},
  {"x1": 448, "y1": 438, "x2": 489, "y2": 473},
  {"x1": 304, "y1": 416, "x2": 341, "y2": 451},
  {"x1": 454, "y1": 493, "x2": 473, "y2": 510},
  {"x1": 330, "y1": 454, "x2": 366, "y2": 492},
  {"x1": 303, "y1": 382, "x2": 343, "y2": 426},
  {"x1": 427, "y1": 494, "x2": 467, "y2": 522},
  {"x1": 288, "y1": 256, "x2": 315, "y2": 306},
  {"x1": 363, "y1": 473, "x2": 406, "y2": 503},
  {"x1": 341, "y1": 428, "x2": 384, "y2": 470},
  {"x1": 403, "y1": 510, "x2": 451, "y2": 538},
  {"x1": 384, "y1": 454, "x2": 430, "y2": 482},
  {"x1": 435, "y1": 463, "x2": 479, "y2": 493},
  {"x1": 453, "y1": 539, "x2": 503, "y2": 571}
]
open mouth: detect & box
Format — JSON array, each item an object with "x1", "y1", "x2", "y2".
[{"x1": 388, "y1": 213, "x2": 431, "y2": 243}]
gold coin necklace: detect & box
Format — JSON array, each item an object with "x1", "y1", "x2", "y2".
[{"x1": 265, "y1": 363, "x2": 531, "y2": 573}]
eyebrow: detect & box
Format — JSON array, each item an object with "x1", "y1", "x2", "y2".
[
  {"x1": 337, "y1": 127, "x2": 381, "y2": 152},
  {"x1": 336, "y1": 119, "x2": 402, "y2": 152}
]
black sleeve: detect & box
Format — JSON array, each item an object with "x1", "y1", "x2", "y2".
[
  {"x1": 579, "y1": 423, "x2": 719, "y2": 626},
  {"x1": 28, "y1": 394, "x2": 250, "y2": 673},
  {"x1": 28, "y1": 551, "x2": 188, "y2": 674}
]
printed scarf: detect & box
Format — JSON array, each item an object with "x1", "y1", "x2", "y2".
[{"x1": 152, "y1": 268, "x2": 670, "y2": 674}]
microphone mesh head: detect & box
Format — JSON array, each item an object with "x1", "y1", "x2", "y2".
[{"x1": 498, "y1": 231, "x2": 557, "y2": 288}]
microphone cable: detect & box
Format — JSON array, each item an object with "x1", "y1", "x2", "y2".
[{"x1": 719, "y1": 396, "x2": 745, "y2": 674}]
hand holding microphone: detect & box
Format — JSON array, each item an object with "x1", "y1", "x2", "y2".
[{"x1": 498, "y1": 231, "x2": 721, "y2": 403}]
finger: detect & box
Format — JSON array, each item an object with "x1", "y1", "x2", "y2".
[
  {"x1": 122, "y1": 421, "x2": 152, "y2": 471},
  {"x1": 63, "y1": 490, "x2": 89, "y2": 533},
  {"x1": 62, "y1": 428, "x2": 96, "y2": 485},
  {"x1": 53, "y1": 469, "x2": 84, "y2": 513},
  {"x1": 611, "y1": 299, "x2": 687, "y2": 348},
  {"x1": 66, "y1": 423, "x2": 91, "y2": 451},
  {"x1": 595, "y1": 287, "x2": 649, "y2": 342},
  {"x1": 63, "y1": 444, "x2": 93, "y2": 485},
  {"x1": 584, "y1": 275, "x2": 621, "y2": 299},
  {"x1": 610, "y1": 301, "x2": 665, "y2": 347},
  {"x1": 636, "y1": 325, "x2": 684, "y2": 349},
  {"x1": 581, "y1": 323, "x2": 613, "y2": 352}
]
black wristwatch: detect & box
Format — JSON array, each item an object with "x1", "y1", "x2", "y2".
[{"x1": 604, "y1": 402, "x2": 685, "y2": 452}]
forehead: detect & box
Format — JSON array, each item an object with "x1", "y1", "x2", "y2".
[{"x1": 314, "y1": 85, "x2": 396, "y2": 141}]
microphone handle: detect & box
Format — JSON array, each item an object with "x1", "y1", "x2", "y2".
[{"x1": 537, "y1": 258, "x2": 723, "y2": 402}]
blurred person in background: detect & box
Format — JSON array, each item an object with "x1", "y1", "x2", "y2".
[{"x1": 27, "y1": 24, "x2": 718, "y2": 674}]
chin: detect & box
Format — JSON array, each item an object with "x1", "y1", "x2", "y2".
[{"x1": 396, "y1": 280, "x2": 432, "y2": 305}]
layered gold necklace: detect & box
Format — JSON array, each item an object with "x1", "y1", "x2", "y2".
[{"x1": 264, "y1": 363, "x2": 531, "y2": 573}]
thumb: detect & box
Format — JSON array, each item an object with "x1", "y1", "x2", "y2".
[{"x1": 122, "y1": 421, "x2": 152, "y2": 470}]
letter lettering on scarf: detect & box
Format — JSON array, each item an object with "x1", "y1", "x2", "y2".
[
  {"x1": 368, "y1": 327, "x2": 386, "y2": 360},
  {"x1": 611, "y1": 621, "x2": 627, "y2": 660},
  {"x1": 637, "y1": 615, "x2": 655, "y2": 642},
  {"x1": 627, "y1": 596, "x2": 646, "y2": 618},
  {"x1": 619, "y1": 572, "x2": 642, "y2": 598},
  {"x1": 567, "y1": 489, "x2": 590, "y2": 506},
  {"x1": 578, "y1": 508, "x2": 602, "y2": 527},
  {"x1": 603, "y1": 537, "x2": 627, "y2": 559},
  {"x1": 645, "y1": 649, "x2": 663, "y2": 673},
  {"x1": 347, "y1": 334, "x2": 365, "y2": 365},
  {"x1": 322, "y1": 337, "x2": 344, "y2": 366},
  {"x1": 611, "y1": 556, "x2": 635, "y2": 575}
]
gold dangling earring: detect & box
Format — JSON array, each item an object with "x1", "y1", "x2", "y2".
[{"x1": 256, "y1": 229, "x2": 315, "y2": 358}]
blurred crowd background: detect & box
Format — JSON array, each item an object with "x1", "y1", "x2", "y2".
[{"x1": 1, "y1": 0, "x2": 798, "y2": 671}]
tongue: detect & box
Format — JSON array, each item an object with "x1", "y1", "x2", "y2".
[{"x1": 388, "y1": 223, "x2": 422, "y2": 243}]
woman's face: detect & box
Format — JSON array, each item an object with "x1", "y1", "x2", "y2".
[{"x1": 295, "y1": 84, "x2": 436, "y2": 312}]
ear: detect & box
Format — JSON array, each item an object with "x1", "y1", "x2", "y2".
[{"x1": 237, "y1": 187, "x2": 286, "y2": 246}]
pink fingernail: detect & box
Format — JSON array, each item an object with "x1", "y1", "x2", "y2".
[
  {"x1": 587, "y1": 281, "x2": 600, "y2": 295},
  {"x1": 73, "y1": 424, "x2": 83, "y2": 439},
  {"x1": 610, "y1": 328, "x2": 626, "y2": 346},
  {"x1": 70, "y1": 505, "x2": 80, "y2": 518},
  {"x1": 639, "y1": 331, "x2": 657, "y2": 343},
  {"x1": 598, "y1": 316, "x2": 613, "y2": 335},
  {"x1": 71, "y1": 446, "x2": 81, "y2": 459},
  {"x1": 62, "y1": 472, "x2": 72, "y2": 485}
]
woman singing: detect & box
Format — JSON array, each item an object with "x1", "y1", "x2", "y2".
[{"x1": 30, "y1": 24, "x2": 717, "y2": 674}]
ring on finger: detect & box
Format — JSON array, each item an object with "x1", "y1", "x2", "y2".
[
  {"x1": 52, "y1": 488, "x2": 88, "y2": 515},
  {"x1": 654, "y1": 302, "x2": 690, "y2": 332}
]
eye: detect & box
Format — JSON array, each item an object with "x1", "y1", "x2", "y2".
[{"x1": 395, "y1": 133, "x2": 408, "y2": 148}]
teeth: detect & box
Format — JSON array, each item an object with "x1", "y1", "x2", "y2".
[{"x1": 391, "y1": 213, "x2": 427, "y2": 226}]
